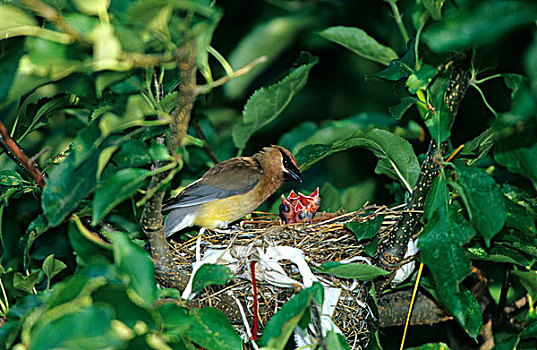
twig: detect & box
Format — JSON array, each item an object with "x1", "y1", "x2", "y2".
[
  {"x1": 193, "y1": 118, "x2": 219, "y2": 163},
  {"x1": 196, "y1": 56, "x2": 267, "y2": 95},
  {"x1": 18, "y1": 0, "x2": 89, "y2": 45},
  {"x1": 0, "y1": 121, "x2": 46, "y2": 188}
]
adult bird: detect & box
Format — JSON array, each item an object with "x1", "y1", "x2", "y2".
[{"x1": 163, "y1": 145, "x2": 302, "y2": 237}]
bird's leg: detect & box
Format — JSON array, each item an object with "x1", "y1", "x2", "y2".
[{"x1": 195, "y1": 227, "x2": 205, "y2": 262}]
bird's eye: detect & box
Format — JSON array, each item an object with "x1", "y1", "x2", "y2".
[
  {"x1": 298, "y1": 212, "x2": 306, "y2": 219},
  {"x1": 280, "y1": 204, "x2": 290, "y2": 213}
]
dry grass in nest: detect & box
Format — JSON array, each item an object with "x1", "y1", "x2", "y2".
[{"x1": 169, "y1": 203, "x2": 405, "y2": 349}]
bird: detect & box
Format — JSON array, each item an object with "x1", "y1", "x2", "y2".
[{"x1": 163, "y1": 145, "x2": 302, "y2": 237}]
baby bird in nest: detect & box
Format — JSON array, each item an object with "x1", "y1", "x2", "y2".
[{"x1": 163, "y1": 145, "x2": 302, "y2": 237}]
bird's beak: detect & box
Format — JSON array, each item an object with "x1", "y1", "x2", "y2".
[{"x1": 284, "y1": 168, "x2": 303, "y2": 183}]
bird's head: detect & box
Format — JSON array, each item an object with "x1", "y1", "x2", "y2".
[{"x1": 255, "y1": 145, "x2": 302, "y2": 183}]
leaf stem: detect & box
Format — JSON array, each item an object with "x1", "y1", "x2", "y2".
[
  {"x1": 386, "y1": 0, "x2": 409, "y2": 45},
  {"x1": 474, "y1": 73, "x2": 503, "y2": 85},
  {"x1": 196, "y1": 56, "x2": 267, "y2": 95},
  {"x1": 208, "y1": 46, "x2": 234, "y2": 76},
  {"x1": 471, "y1": 83, "x2": 498, "y2": 118}
]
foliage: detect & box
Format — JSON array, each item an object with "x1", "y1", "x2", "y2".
[{"x1": 0, "y1": 0, "x2": 536, "y2": 349}]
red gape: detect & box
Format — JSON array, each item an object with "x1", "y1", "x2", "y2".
[{"x1": 279, "y1": 187, "x2": 321, "y2": 224}]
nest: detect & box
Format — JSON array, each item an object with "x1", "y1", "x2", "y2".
[{"x1": 169, "y1": 204, "x2": 404, "y2": 349}]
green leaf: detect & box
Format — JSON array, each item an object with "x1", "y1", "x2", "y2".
[
  {"x1": 155, "y1": 303, "x2": 191, "y2": 337},
  {"x1": 389, "y1": 97, "x2": 418, "y2": 120},
  {"x1": 318, "y1": 26, "x2": 398, "y2": 66},
  {"x1": 296, "y1": 128, "x2": 420, "y2": 192},
  {"x1": 504, "y1": 196, "x2": 536, "y2": 235},
  {"x1": 453, "y1": 161, "x2": 507, "y2": 246},
  {"x1": 112, "y1": 140, "x2": 152, "y2": 169},
  {"x1": 422, "y1": 0, "x2": 445, "y2": 21},
  {"x1": 73, "y1": 0, "x2": 110, "y2": 16},
  {"x1": 232, "y1": 52, "x2": 317, "y2": 150},
  {"x1": 224, "y1": 15, "x2": 315, "y2": 99},
  {"x1": 512, "y1": 270, "x2": 537, "y2": 301},
  {"x1": 68, "y1": 216, "x2": 113, "y2": 265},
  {"x1": 319, "y1": 182, "x2": 342, "y2": 212},
  {"x1": 186, "y1": 308, "x2": 241, "y2": 350},
  {"x1": 495, "y1": 127, "x2": 537, "y2": 191},
  {"x1": 467, "y1": 244, "x2": 532, "y2": 266},
  {"x1": 407, "y1": 342, "x2": 451, "y2": 350},
  {"x1": 29, "y1": 305, "x2": 125, "y2": 350},
  {"x1": 406, "y1": 64, "x2": 438, "y2": 93},
  {"x1": 345, "y1": 216, "x2": 383, "y2": 241},
  {"x1": 13, "y1": 271, "x2": 41, "y2": 293},
  {"x1": 0, "y1": 37, "x2": 25, "y2": 103},
  {"x1": 425, "y1": 96, "x2": 453, "y2": 143},
  {"x1": 325, "y1": 330, "x2": 351, "y2": 350},
  {"x1": 260, "y1": 284, "x2": 321, "y2": 349},
  {"x1": 0, "y1": 4, "x2": 37, "y2": 31},
  {"x1": 422, "y1": 1, "x2": 537, "y2": 52},
  {"x1": 368, "y1": 43, "x2": 415, "y2": 81},
  {"x1": 520, "y1": 319, "x2": 537, "y2": 340},
  {"x1": 318, "y1": 262, "x2": 389, "y2": 280},
  {"x1": 461, "y1": 128, "x2": 495, "y2": 166},
  {"x1": 192, "y1": 264, "x2": 234, "y2": 293},
  {"x1": 92, "y1": 168, "x2": 152, "y2": 225},
  {"x1": 0, "y1": 170, "x2": 23, "y2": 187},
  {"x1": 419, "y1": 174, "x2": 477, "y2": 332},
  {"x1": 111, "y1": 233, "x2": 156, "y2": 307},
  {"x1": 42, "y1": 254, "x2": 67, "y2": 282},
  {"x1": 42, "y1": 123, "x2": 103, "y2": 226}
]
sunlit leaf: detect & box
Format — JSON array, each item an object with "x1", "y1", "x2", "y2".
[
  {"x1": 296, "y1": 128, "x2": 419, "y2": 192},
  {"x1": 260, "y1": 283, "x2": 322, "y2": 349},
  {"x1": 111, "y1": 233, "x2": 156, "y2": 307},
  {"x1": 232, "y1": 52, "x2": 317, "y2": 150},
  {"x1": 224, "y1": 15, "x2": 315, "y2": 99},
  {"x1": 319, "y1": 26, "x2": 398, "y2": 66},
  {"x1": 187, "y1": 308, "x2": 241, "y2": 350}
]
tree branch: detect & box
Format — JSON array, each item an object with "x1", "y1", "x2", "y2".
[{"x1": 0, "y1": 121, "x2": 46, "y2": 188}]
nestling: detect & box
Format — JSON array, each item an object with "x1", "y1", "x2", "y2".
[{"x1": 163, "y1": 145, "x2": 302, "y2": 237}]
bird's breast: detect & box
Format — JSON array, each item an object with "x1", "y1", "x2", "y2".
[{"x1": 193, "y1": 193, "x2": 262, "y2": 229}]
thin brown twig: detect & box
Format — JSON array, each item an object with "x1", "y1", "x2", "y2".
[
  {"x1": 0, "y1": 121, "x2": 46, "y2": 188},
  {"x1": 18, "y1": 0, "x2": 89, "y2": 45},
  {"x1": 192, "y1": 117, "x2": 219, "y2": 163}
]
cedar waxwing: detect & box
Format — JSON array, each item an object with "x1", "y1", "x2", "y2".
[{"x1": 163, "y1": 145, "x2": 302, "y2": 237}]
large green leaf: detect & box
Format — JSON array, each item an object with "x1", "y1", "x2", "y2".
[
  {"x1": 345, "y1": 216, "x2": 384, "y2": 241},
  {"x1": 495, "y1": 127, "x2": 537, "y2": 191},
  {"x1": 423, "y1": 1, "x2": 537, "y2": 52},
  {"x1": 92, "y1": 168, "x2": 152, "y2": 225},
  {"x1": 29, "y1": 305, "x2": 125, "y2": 350},
  {"x1": 223, "y1": 15, "x2": 315, "y2": 99},
  {"x1": 259, "y1": 283, "x2": 322, "y2": 349},
  {"x1": 419, "y1": 174, "x2": 478, "y2": 335},
  {"x1": 232, "y1": 52, "x2": 317, "y2": 150},
  {"x1": 512, "y1": 270, "x2": 537, "y2": 301},
  {"x1": 318, "y1": 262, "x2": 389, "y2": 280},
  {"x1": 453, "y1": 162, "x2": 507, "y2": 246},
  {"x1": 0, "y1": 38, "x2": 25, "y2": 103},
  {"x1": 42, "y1": 123, "x2": 103, "y2": 227},
  {"x1": 296, "y1": 128, "x2": 420, "y2": 192},
  {"x1": 111, "y1": 233, "x2": 156, "y2": 307},
  {"x1": 192, "y1": 264, "x2": 234, "y2": 293},
  {"x1": 186, "y1": 308, "x2": 241, "y2": 350},
  {"x1": 318, "y1": 26, "x2": 398, "y2": 66}
]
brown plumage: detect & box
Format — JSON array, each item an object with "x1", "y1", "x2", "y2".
[{"x1": 163, "y1": 145, "x2": 302, "y2": 237}]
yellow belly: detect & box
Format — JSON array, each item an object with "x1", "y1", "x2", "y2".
[{"x1": 193, "y1": 194, "x2": 260, "y2": 229}]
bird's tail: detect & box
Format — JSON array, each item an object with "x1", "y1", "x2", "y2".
[{"x1": 164, "y1": 207, "x2": 197, "y2": 237}]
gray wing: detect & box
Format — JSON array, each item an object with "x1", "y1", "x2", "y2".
[{"x1": 162, "y1": 158, "x2": 262, "y2": 211}]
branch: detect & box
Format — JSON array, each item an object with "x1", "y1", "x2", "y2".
[
  {"x1": 140, "y1": 42, "x2": 197, "y2": 290},
  {"x1": 196, "y1": 56, "x2": 267, "y2": 95},
  {"x1": 193, "y1": 118, "x2": 219, "y2": 163},
  {"x1": 18, "y1": 0, "x2": 89, "y2": 45},
  {"x1": 375, "y1": 53, "x2": 471, "y2": 280},
  {"x1": 0, "y1": 121, "x2": 46, "y2": 188}
]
